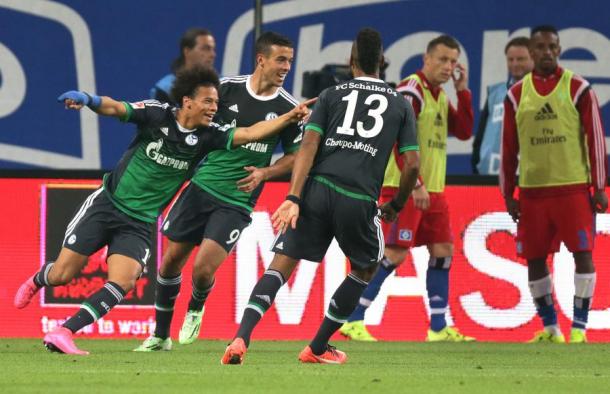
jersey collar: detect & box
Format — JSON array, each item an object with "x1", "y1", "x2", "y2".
[
  {"x1": 246, "y1": 75, "x2": 281, "y2": 101},
  {"x1": 175, "y1": 120, "x2": 196, "y2": 133},
  {"x1": 532, "y1": 66, "x2": 563, "y2": 81},
  {"x1": 354, "y1": 76, "x2": 384, "y2": 83}
]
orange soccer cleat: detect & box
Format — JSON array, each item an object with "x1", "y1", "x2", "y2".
[
  {"x1": 298, "y1": 345, "x2": 347, "y2": 364},
  {"x1": 220, "y1": 338, "x2": 247, "y2": 365}
]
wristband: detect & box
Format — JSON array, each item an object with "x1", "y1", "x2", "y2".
[
  {"x1": 389, "y1": 198, "x2": 403, "y2": 212},
  {"x1": 84, "y1": 92, "x2": 102, "y2": 109},
  {"x1": 286, "y1": 194, "x2": 301, "y2": 204}
]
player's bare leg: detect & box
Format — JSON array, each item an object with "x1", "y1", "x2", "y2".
[
  {"x1": 15, "y1": 247, "x2": 88, "y2": 309},
  {"x1": 570, "y1": 251, "x2": 596, "y2": 343},
  {"x1": 178, "y1": 239, "x2": 228, "y2": 344},
  {"x1": 527, "y1": 257, "x2": 565, "y2": 343},
  {"x1": 222, "y1": 253, "x2": 299, "y2": 364}
]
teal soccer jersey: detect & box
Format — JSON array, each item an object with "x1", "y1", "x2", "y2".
[
  {"x1": 305, "y1": 77, "x2": 418, "y2": 201},
  {"x1": 103, "y1": 100, "x2": 235, "y2": 223},
  {"x1": 190, "y1": 75, "x2": 302, "y2": 211}
]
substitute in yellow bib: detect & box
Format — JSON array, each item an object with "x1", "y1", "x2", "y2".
[
  {"x1": 340, "y1": 35, "x2": 474, "y2": 343},
  {"x1": 500, "y1": 25, "x2": 608, "y2": 344}
]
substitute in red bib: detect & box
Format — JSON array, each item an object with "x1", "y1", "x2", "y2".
[{"x1": 500, "y1": 25, "x2": 608, "y2": 344}]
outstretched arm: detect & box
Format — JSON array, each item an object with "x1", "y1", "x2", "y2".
[
  {"x1": 58, "y1": 91, "x2": 127, "y2": 118},
  {"x1": 231, "y1": 98, "x2": 316, "y2": 147}
]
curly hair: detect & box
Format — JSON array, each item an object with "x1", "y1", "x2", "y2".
[{"x1": 170, "y1": 66, "x2": 219, "y2": 107}]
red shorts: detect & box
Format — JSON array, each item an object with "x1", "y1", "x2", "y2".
[
  {"x1": 380, "y1": 188, "x2": 452, "y2": 248},
  {"x1": 517, "y1": 190, "x2": 595, "y2": 259}
]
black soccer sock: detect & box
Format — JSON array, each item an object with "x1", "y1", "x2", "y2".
[
  {"x1": 33, "y1": 261, "x2": 55, "y2": 287},
  {"x1": 310, "y1": 274, "x2": 368, "y2": 355},
  {"x1": 63, "y1": 281, "x2": 125, "y2": 333},
  {"x1": 236, "y1": 269, "x2": 285, "y2": 347},
  {"x1": 187, "y1": 278, "x2": 215, "y2": 312},
  {"x1": 153, "y1": 273, "x2": 182, "y2": 339}
]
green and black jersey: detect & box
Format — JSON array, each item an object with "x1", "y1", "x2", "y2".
[
  {"x1": 103, "y1": 100, "x2": 235, "y2": 223},
  {"x1": 190, "y1": 75, "x2": 302, "y2": 211},
  {"x1": 305, "y1": 77, "x2": 419, "y2": 201}
]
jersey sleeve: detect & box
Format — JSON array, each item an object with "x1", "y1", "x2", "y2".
[
  {"x1": 304, "y1": 89, "x2": 328, "y2": 136},
  {"x1": 280, "y1": 121, "x2": 302, "y2": 154},
  {"x1": 447, "y1": 90, "x2": 474, "y2": 140},
  {"x1": 204, "y1": 122, "x2": 236, "y2": 152},
  {"x1": 397, "y1": 78, "x2": 423, "y2": 118},
  {"x1": 122, "y1": 100, "x2": 169, "y2": 127},
  {"x1": 397, "y1": 99, "x2": 419, "y2": 153}
]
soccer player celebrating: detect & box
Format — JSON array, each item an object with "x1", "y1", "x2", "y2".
[
  {"x1": 221, "y1": 28, "x2": 420, "y2": 365},
  {"x1": 501, "y1": 25, "x2": 608, "y2": 343},
  {"x1": 13, "y1": 66, "x2": 312, "y2": 355},
  {"x1": 134, "y1": 32, "x2": 304, "y2": 351},
  {"x1": 340, "y1": 34, "x2": 474, "y2": 342}
]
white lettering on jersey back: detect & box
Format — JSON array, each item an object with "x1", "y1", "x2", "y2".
[{"x1": 324, "y1": 137, "x2": 378, "y2": 157}]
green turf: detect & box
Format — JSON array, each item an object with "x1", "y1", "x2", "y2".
[{"x1": 1, "y1": 339, "x2": 609, "y2": 393}]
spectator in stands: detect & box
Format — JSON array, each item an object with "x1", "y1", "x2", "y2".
[
  {"x1": 150, "y1": 28, "x2": 216, "y2": 105},
  {"x1": 472, "y1": 37, "x2": 532, "y2": 174}
]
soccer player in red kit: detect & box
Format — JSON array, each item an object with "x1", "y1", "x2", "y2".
[{"x1": 501, "y1": 25, "x2": 608, "y2": 343}]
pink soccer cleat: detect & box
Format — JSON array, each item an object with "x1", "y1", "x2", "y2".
[
  {"x1": 14, "y1": 275, "x2": 40, "y2": 309},
  {"x1": 43, "y1": 327, "x2": 89, "y2": 355}
]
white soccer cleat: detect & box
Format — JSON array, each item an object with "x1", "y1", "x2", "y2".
[
  {"x1": 133, "y1": 336, "x2": 172, "y2": 352},
  {"x1": 179, "y1": 308, "x2": 204, "y2": 345}
]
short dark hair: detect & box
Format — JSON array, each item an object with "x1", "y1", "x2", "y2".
[
  {"x1": 426, "y1": 34, "x2": 460, "y2": 54},
  {"x1": 504, "y1": 36, "x2": 530, "y2": 54},
  {"x1": 171, "y1": 66, "x2": 219, "y2": 107},
  {"x1": 171, "y1": 27, "x2": 213, "y2": 72},
  {"x1": 531, "y1": 25, "x2": 559, "y2": 39},
  {"x1": 255, "y1": 31, "x2": 293, "y2": 57},
  {"x1": 353, "y1": 27, "x2": 383, "y2": 75}
]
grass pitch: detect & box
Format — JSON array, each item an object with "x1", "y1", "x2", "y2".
[{"x1": 1, "y1": 339, "x2": 609, "y2": 393}]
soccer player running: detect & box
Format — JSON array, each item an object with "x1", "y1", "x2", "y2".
[
  {"x1": 472, "y1": 36, "x2": 533, "y2": 174},
  {"x1": 340, "y1": 35, "x2": 474, "y2": 342},
  {"x1": 221, "y1": 28, "x2": 420, "y2": 365},
  {"x1": 134, "y1": 32, "x2": 304, "y2": 351},
  {"x1": 500, "y1": 25, "x2": 608, "y2": 343},
  {"x1": 13, "y1": 66, "x2": 312, "y2": 355}
]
